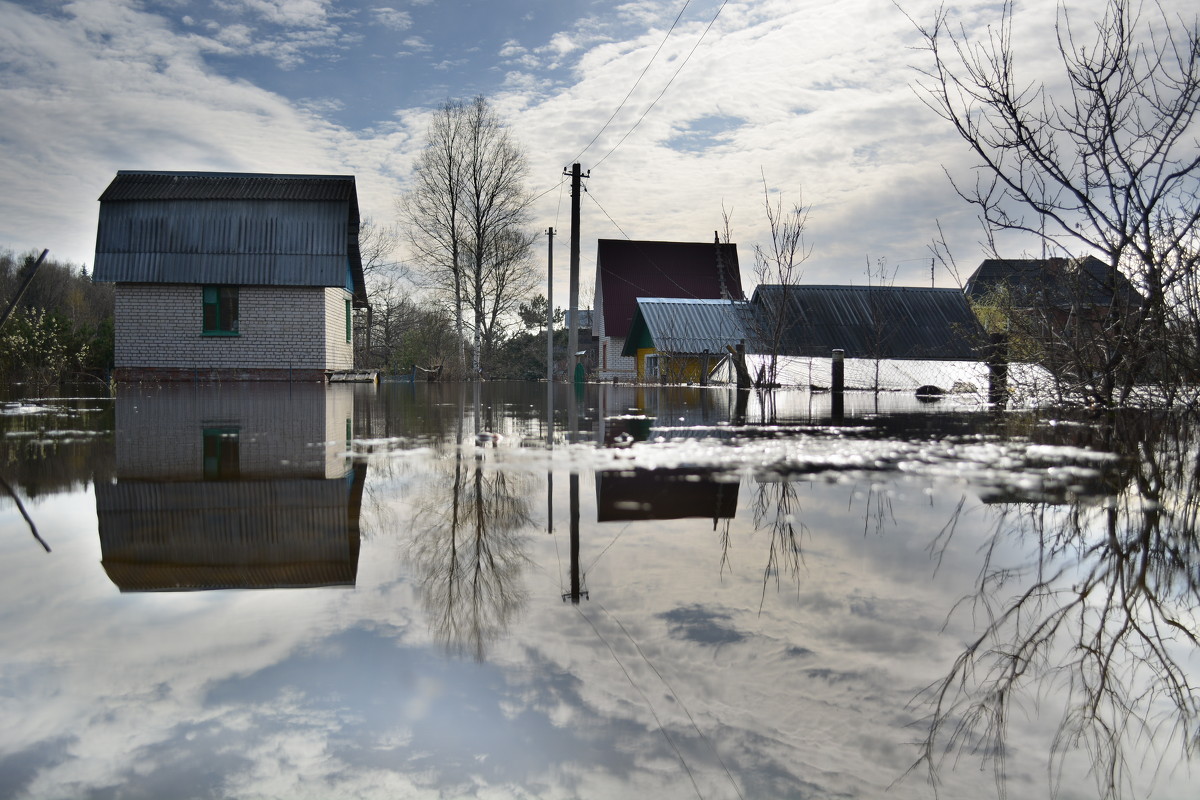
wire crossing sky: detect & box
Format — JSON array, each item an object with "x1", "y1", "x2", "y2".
[{"x1": 1, "y1": 0, "x2": 1195, "y2": 297}]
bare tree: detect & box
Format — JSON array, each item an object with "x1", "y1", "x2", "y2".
[
  {"x1": 908, "y1": 0, "x2": 1200, "y2": 406},
  {"x1": 400, "y1": 96, "x2": 536, "y2": 378},
  {"x1": 751, "y1": 177, "x2": 811, "y2": 387},
  {"x1": 354, "y1": 219, "x2": 405, "y2": 368}
]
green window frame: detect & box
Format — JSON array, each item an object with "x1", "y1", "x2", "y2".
[
  {"x1": 203, "y1": 286, "x2": 239, "y2": 336},
  {"x1": 202, "y1": 427, "x2": 240, "y2": 480},
  {"x1": 345, "y1": 298, "x2": 352, "y2": 343}
]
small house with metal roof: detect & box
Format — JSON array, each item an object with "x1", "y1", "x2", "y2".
[
  {"x1": 621, "y1": 297, "x2": 755, "y2": 382},
  {"x1": 595, "y1": 237, "x2": 744, "y2": 380},
  {"x1": 93, "y1": 171, "x2": 367, "y2": 381},
  {"x1": 621, "y1": 287, "x2": 984, "y2": 385}
]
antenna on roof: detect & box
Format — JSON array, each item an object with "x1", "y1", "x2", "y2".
[{"x1": 714, "y1": 231, "x2": 730, "y2": 300}]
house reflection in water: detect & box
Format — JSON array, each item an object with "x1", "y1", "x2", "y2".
[
  {"x1": 95, "y1": 384, "x2": 366, "y2": 591},
  {"x1": 595, "y1": 392, "x2": 740, "y2": 525},
  {"x1": 597, "y1": 468, "x2": 739, "y2": 523}
]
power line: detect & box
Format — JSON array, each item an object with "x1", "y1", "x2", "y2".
[
  {"x1": 569, "y1": 0, "x2": 694, "y2": 166},
  {"x1": 592, "y1": 0, "x2": 731, "y2": 170},
  {"x1": 586, "y1": 189, "x2": 704, "y2": 299},
  {"x1": 574, "y1": 605, "x2": 704, "y2": 799}
]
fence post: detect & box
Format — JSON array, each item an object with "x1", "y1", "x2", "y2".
[
  {"x1": 729, "y1": 342, "x2": 752, "y2": 390},
  {"x1": 831, "y1": 349, "x2": 845, "y2": 421},
  {"x1": 988, "y1": 333, "x2": 1008, "y2": 408}
]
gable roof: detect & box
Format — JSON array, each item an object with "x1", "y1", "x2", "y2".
[
  {"x1": 597, "y1": 239, "x2": 743, "y2": 339},
  {"x1": 621, "y1": 298, "x2": 755, "y2": 357},
  {"x1": 964, "y1": 256, "x2": 1141, "y2": 309},
  {"x1": 93, "y1": 171, "x2": 366, "y2": 307},
  {"x1": 752, "y1": 285, "x2": 985, "y2": 361}
]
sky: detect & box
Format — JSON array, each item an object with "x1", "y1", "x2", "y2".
[{"x1": 0, "y1": 0, "x2": 1193, "y2": 302}]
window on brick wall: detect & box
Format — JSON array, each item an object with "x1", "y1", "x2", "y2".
[
  {"x1": 203, "y1": 428, "x2": 240, "y2": 480},
  {"x1": 202, "y1": 286, "x2": 239, "y2": 335}
]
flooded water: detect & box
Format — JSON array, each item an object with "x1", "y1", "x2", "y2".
[{"x1": 1, "y1": 382, "x2": 1196, "y2": 799}]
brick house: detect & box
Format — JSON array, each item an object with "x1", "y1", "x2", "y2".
[
  {"x1": 595, "y1": 237, "x2": 743, "y2": 380},
  {"x1": 93, "y1": 171, "x2": 367, "y2": 381}
]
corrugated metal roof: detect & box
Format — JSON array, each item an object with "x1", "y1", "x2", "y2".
[
  {"x1": 621, "y1": 298, "x2": 754, "y2": 356},
  {"x1": 93, "y1": 171, "x2": 366, "y2": 305},
  {"x1": 99, "y1": 171, "x2": 359, "y2": 203},
  {"x1": 751, "y1": 285, "x2": 985, "y2": 361},
  {"x1": 598, "y1": 239, "x2": 744, "y2": 338}
]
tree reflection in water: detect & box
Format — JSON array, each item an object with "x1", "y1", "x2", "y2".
[
  {"x1": 912, "y1": 411, "x2": 1200, "y2": 799},
  {"x1": 749, "y1": 477, "x2": 808, "y2": 611},
  {"x1": 407, "y1": 443, "x2": 534, "y2": 662}
]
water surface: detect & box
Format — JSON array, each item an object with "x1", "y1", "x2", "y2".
[{"x1": 1, "y1": 382, "x2": 1195, "y2": 799}]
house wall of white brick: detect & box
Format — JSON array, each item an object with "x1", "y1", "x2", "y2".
[
  {"x1": 113, "y1": 383, "x2": 355, "y2": 480},
  {"x1": 599, "y1": 336, "x2": 636, "y2": 380},
  {"x1": 114, "y1": 284, "x2": 353, "y2": 377},
  {"x1": 323, "y1": 287, "x2": 353, "y2": 370},
  {"x1": 594, "y1": 274, "x2": 636, "y2": 381}
]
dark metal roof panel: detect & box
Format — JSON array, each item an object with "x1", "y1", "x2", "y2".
[
  {"x1": 94, "y1": 252, "x2": 349, "y2": 286},
  {"x1": 99, "y1": 171, "x2": 359, "y2": 203},
  {"x1": 94, "y1": 172, "x2": 367, "y2": 304},
  {"x1": 752, "y1": 285, "x2": 985, "y2": 361},
  {"x1": 622, "y1": 298, "x2": 754, "y2": 356},
  {"x1": 598, "y1": 239, "x2": 744, "y2": 338}
]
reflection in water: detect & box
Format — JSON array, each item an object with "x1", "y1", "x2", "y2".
[
  {"x1": 912, "y1": 411, "x2": 1200, "y2": 799},
  {"x1": 749, "y1": 478, "x2": 807, "y2": 608},
  {"x1": 407, "y1": 386, "x2": 533, "y2": 661},
  {"x1": 3, "y1": 382, "x2": 1198, "y2": 798},
  {"x1": 96, "y1": 385, "x2": 365, "y2": 591},
  {"x1": 596, "y1": 468, "x2": 739, "y2": 523}
]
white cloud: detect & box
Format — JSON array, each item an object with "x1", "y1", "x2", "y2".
[
  {"x1": 0, "y1": 0, "x2": 1196, "y2": 292},
  {"x1": 498, "y1": 38, "x2": 525, "y2": 58},
  {"x1": 371, "y1": 6, "x2": 412, "y2": 31},
  {"x1": 214, "y1": 0, "x2": 332, "y2": 28},
  {"x1": 0, "y1": 0, "x2": 407, "y2": 265},
  {"x1": 397, "y1": 34, "x2": 431, "y2": 54}
]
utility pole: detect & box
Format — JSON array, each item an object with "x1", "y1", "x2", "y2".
[
  {"x1": 546, "y1": 227, "x2": 555, "y2": 385},
  {"x1": 0, "y1": 249, "x2": 49, "y2": 331},
  {"x1": 564, "y1": 163, "x2": 589, "y2": 384}
]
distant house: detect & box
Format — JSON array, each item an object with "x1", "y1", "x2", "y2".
[
  {"x1": 595, "y1": 238, "x2": 744, "y2": 380},
  {"x1": 964, "y1": 256, "x2": 1141, "y2": 320},
  {"x1": 621, "y1": 297, "x2": 754, "y2": 382},
  {"x1": 93, "y1": 171, "x2": 367, "y2": 382}
]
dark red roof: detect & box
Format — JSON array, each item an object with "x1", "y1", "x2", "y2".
[{"x1": 597, "y1": 239, "x2": 743, "y2": 338}]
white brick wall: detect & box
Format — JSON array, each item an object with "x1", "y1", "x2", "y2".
[
  {"x1": 114, "y1": 284, "x2": 354, "y2": 371},
  {"x1": 323, "y1": 287, "x2": 353, "y2": 370},
  {"x1": 114, "y1": 383, "x2": 354, "y2": 479},
  {"x1": 599, "y1": 335, "x2": 636, "y2": 379}
]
